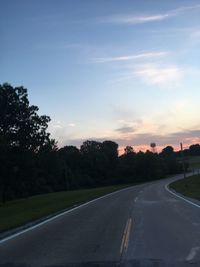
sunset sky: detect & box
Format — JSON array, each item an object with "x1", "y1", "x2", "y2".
[{"x1": 1, "y1": 0, "x2": 200, "y2": 152}]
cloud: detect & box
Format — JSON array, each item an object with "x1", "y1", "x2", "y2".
[
  {"x1": 50, "y1": 121, "x2": 63, "y2": 129},
  {"x1": 112, "y1": 129, "x2": 200, "y2": 148},
  {"x1": 115, "y1": 126, "x2": 135, "y2": 134},
  {"x1": 190, "y1": 29, "x2": 200, "y2": 43},
  {"x1": 105, "y1": 14, "x2": 170, "y2": 24},
  {"x1": 133, "y1": 64, "x2": 183, "y2": 87},
  {"x1": 192, "y1": 30, "x2": 200, "y2": 38},
  {"x1": 101, "y1": 4, "x2": 200, "y2": 25},
  {"x1": 115, "y1": 129, "x2": 200, "y2": 149},
  {"x1": 68, "y1": 123, "x2": 76, "y2": 127},
  {"x1": 95, "y1": 51, "x2": 168, "y2": 63},
  {"x1": 52, "y1": 124, "x2": 62, "y2": 129},
  {"x1": 94, "y1": 51, "x2": 184, "y2": 89},
  {"x1": 55, "y1": 128, "x2": 200, "y2": 153}
]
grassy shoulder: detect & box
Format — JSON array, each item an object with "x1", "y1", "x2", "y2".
[
  {"x1": 188, "y1": 156, "x2": 200, "y2": 169},
  {"x1": 170, "y1": 175, "x2": 200, "y2": 200},
  {"x1": 0, "y1": 184, "x2": 132, "y2": 233}
]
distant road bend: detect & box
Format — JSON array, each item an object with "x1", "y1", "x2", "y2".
[{"x1": 1, "y1": 175, "x2": 200, "y2": 267}]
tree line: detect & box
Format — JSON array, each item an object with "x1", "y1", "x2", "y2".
[{"x1": 0, "y1": 84, "x2": 191, "y2": 202}]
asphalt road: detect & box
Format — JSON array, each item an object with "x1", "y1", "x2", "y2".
[{"x1": 0, "y1": 175, "x2": 200, "y2": 267}]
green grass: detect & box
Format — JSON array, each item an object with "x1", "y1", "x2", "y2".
[
  {"x1": 170, "y1": 175, "x2": 200, "y2": 200},
  {"x1": 188, "y1": 156, "x2": 200, "y2": 169},
  {"x1": 0, "y1": 184, "x2": 131, "y2": 233}
]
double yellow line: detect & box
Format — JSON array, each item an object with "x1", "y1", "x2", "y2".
[{"x1": 120, "y1": 218, "x2": 132, "y2": 255}]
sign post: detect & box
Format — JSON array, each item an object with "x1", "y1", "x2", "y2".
[{"x1": 180, "y1": 142, "x2": 186, "y2": 179}]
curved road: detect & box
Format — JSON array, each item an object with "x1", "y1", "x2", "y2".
[{"x1": 0, "y1": 175, "x2": 200, "y2": 267}]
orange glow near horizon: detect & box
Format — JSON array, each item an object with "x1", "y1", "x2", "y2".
[{"x1": 118, "y1": 139, "x2": 200, "y2": 155}]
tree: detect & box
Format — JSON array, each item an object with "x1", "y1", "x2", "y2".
[
  {"x1": 0, "y1": 83, "x2": 55, "y2": 202},
  {"x1": 124, "y1": 146, "x2": 134, "y2": 154},
  {"x1": 80, "y1": 140, "x2": 103, "y2": 185},
  {"x1": 58, "y1": 146, "x2": 83, "y2": 189},
  {"x1": 0, "y1": 83, "x2": 54, "y2": 152},
  {"x1": 80, "y1": 140, "x2": 119, "y2": 186},
  {"x1": 118, "y1": 146, "x2": 136, "y2": 183},
  {"x1": 102, "y1": 141, "x2": 118, "y2": 164},
  {"x1": 160, "y1": 146, "x2": 174, "y2": 157},
  {"x1": 189, "y1": 144, "x2": 200, "y2": 156},
  {"x1": 160, "y1": 146, "x2": 182, "y2": 174},
  {"x1": 101, "y1": 141, "x2": 118, "y2": 184}
]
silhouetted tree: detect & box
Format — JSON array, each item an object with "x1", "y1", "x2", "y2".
[
  {"x1": 101, "y1": 141, "x2": 118, "y2": 184},
  {"x1": 160, "y1": 146, "x2": 174, "y2": 157},
  {"x1": 189, "y1": 144, "x2": 200, "y2": 156},
  {"x1": 0, "y1": 83, "x2": 54, "y2": 152},
  {"x1": 124, "y1": 146, "x2": 134, "y2": 154},
  {"x1": 118, "y1": 146, "x2": 136, "y2": 183},
  {"x1": 58, "y1": 146, "x2": 85, "y2": 189},
  {"x1": 160, "y1": 145, "x2": 182, "y2": 174},
  {"x1": 80, "y1": 140, "x2": 103, "y2": 185},
  {"x1": 0, "y1": 83, "x2": 56, "y2": 201}
]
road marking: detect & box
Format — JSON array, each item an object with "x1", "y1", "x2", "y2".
[
  {"x1": 186, "y1": 247, "x2": 200, "y2": 261},
  {"x1": 120, "y1": 218, "x2": 132, "y2": 255},
  {"x1": 134, "y1": 197, "x2": 138, "y2": 203},
  {"x1": 0, "y1": 186, "x2": 137, "y2": 245},
  {"x1": 124, "y1": 218, "x2": 132, "y2": 251},
  {"x1": 120, "y1": 220, "x2": 129, "y2": 254},
  {"x1": 165, "y1": 183, "x2": 200, "y2": 209}
]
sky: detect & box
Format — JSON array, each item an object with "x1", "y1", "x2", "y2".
[{"x1": 1, "y1": 0, "x2": 200, "y2": 152}]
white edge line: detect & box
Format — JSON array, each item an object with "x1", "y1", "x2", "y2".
[
  {"x1": 0, "y1": 186, "x2": 134, "y2": 245},
  {"x1": 165, "y1": 183, "x2": 200, "y2": 209}
]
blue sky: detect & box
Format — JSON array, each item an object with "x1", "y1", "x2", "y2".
[{"x1": 1, "y1": 0, "x2": 200, "y2": 151}]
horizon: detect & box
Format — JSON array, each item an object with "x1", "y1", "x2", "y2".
[{"x1": 1, "y1": 0, "x2": 200, "y2": 151}]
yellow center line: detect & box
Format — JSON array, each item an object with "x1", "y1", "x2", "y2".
[
  {"x1": 120, "y1": 220, "x2": 129, "y2": 254},
  {"x1": 124, "y1": 218, "x2": 132, "y2": 251},
  {"x1": 120, "y1": 218, "x2": 132, "y2": 255}
]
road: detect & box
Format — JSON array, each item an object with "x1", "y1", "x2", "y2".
[{"x1": 0, "y1": 175, "x2": 200, "y2": 267}]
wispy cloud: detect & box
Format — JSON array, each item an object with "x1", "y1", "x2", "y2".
[
  {"x1": 101, "y1": 4, "x2": 200, "y2": 25},
  {"x1": 68, "y1": 123, "x2": 76, "y2": 127},
  {"x1": 106, "y1": 14, "x2": 170, "y2": 24},
  {"x1": 133, "y1": 64, "x2": 183, "y2": 87},
  {"x1": 190, "y1": 29, "x2": 200, "y2": 42},
  {"x1": 115, "y1": 126, "x2": 136, "y2": 134},
  {"x1": 95, "y1": 51, "x2": 168, "y2": 63}
]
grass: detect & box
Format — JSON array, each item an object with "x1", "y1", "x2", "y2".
[
  {"x1": 170, "y1": 175, "x2": 200, "y2": 200},
  {"x1": 0, "y1": 184, "x2": 131, "y2": 233},
  {"x1": 188, "y1": 156, "x2": 200, "y2": 169}
]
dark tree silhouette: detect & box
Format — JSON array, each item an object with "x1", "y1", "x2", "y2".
[
  {"x1": 0, "y1": 83, "x2": 56, "y2": 202},
  {"x1": 124, "y1": 146, "x2": 134, "y2": 154},
  {"x1": 189, "y1": 144, "x2": 200, "y2": 156},
  {"x1": 160, "y1": 146, "x2": 174, "y2": 157},
  {"x1": 160, "y1": 146, "x2": 182, "y2": 174},
  {"x1": 0, "y1": 83, "x2": 54, "y2": 152}
]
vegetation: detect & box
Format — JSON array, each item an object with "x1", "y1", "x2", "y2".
[
  {"x1": 187, "y1": 156, "x2": 200, "y2": 169},
  {"x1": 176, "y1": 144, "x2": 200, "y2": 169},
  {"x1": 0, "y1": 184, "x2": 131, "y2": 233},
  {"x1": 0, "y1": 83, "x2": 189, "y2": 205},
  {"x1": 170, "y1": 175, "x2": 200, "y2": 200}
]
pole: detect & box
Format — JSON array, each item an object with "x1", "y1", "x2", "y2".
[{"x1": 180, "y1": 142, "x2": 186, "y2": 179}]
